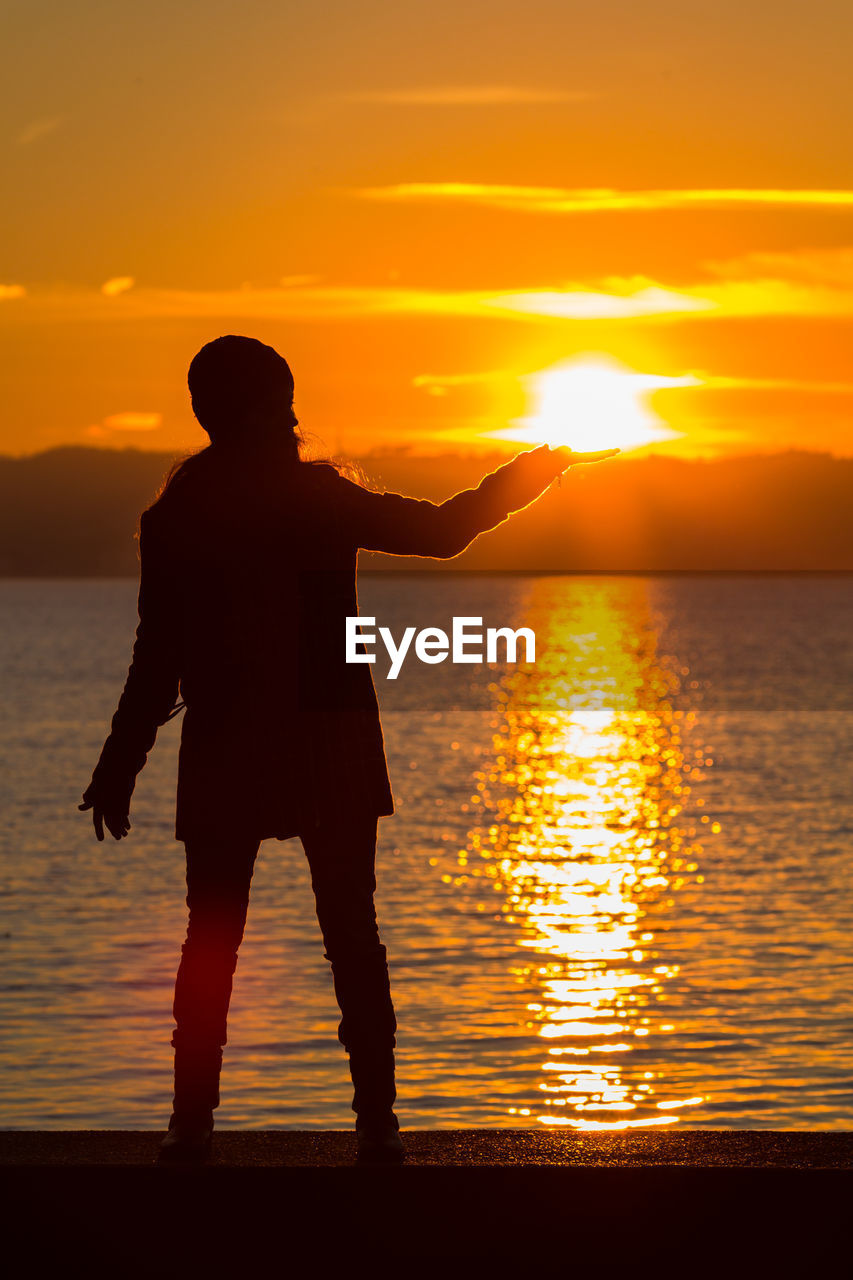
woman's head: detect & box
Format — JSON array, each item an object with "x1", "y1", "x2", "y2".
[
  {"x1": 151, "y1": 336, "x2": 318, "y2": 510},
  {"x1": 188, "y1": 335, "x2": 298, "y2": 449}
]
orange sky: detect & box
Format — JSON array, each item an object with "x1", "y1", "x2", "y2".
[{"x1": 2, "y1": 0, "x2": 852, "y2": 459}]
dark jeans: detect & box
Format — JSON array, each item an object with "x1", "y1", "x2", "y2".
[{"x1": 170, "y1": 814, "x2": 397, "y2": 1116}]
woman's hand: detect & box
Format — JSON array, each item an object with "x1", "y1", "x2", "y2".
[
  {"x1": 551, "y1": 446, "x2": 621, "y2": 468},
  {"x1": 78, "y1": 798, "x2": 131, "y2": 841}
]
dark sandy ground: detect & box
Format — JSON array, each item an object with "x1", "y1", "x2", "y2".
[
  {"x1": 3, "y1": 1130, "x2": 850, "y2": 1271},
  {"x1": 2, "y1": 1127, "x2": 852, "y2": 1167}
]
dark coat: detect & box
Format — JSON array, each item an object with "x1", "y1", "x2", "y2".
[{"x1": 83, "y1": 444, "x2": 568, "y2": 842}]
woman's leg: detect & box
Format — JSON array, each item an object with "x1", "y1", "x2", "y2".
[
  {"x1": 300, "y1": 814, "x2": 398, "y2": 1120},
  {"x1": 169, "y1": 830, "x2": 261, "y2": 1120}
]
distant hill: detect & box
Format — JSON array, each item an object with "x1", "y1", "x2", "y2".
[{"x1": 0, "y1": 445, "x2": 851, "y2": 574}]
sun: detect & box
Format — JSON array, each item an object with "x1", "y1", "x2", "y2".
[{"x1": 491, "y1": 355, "x2": 699, "y2": 452}]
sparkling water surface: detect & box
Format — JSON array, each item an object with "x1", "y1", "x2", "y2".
[{"x1": 1, "y1": 574, "x2": 851, "y2": 1130}]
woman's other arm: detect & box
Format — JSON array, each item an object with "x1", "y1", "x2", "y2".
[
  {"x1": 79, "y1": 510, "x2": 182, "y2": 840},
  {"x1": 338, "y1": 445, "x2": 619, "y2": 558}
]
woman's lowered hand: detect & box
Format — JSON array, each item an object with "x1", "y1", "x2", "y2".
[{"x1": 78, "y1": 795, "x2": 131, "y2": 841}]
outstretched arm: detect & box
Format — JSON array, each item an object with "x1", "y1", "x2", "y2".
[
  {"x1": 79, "y1": 510, "x2": 182, "y2": 841},
  {"x1": 339, "y1": 444, "x2": 619, "y2": 558}
]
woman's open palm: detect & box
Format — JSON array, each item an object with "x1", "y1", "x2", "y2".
[{"x1": 553, "y1": 446, "x2": 621, "y2": 467}]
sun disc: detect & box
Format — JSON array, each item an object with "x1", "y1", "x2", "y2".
[{"x1": 489, "y1": 356, "x2": 697, "y2": 452}]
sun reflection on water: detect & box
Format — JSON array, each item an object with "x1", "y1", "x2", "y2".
[{"x1": 459, "y1": 578, "x2": 711, "y2": 1129}]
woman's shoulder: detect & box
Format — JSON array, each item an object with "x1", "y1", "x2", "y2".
[
  {"x1": 299, "y1": 459, "x2": 371, "y2": 501},
  {"x1": 142, "y1": 455, "x2": 370, "y2": 539},
  {"x1": 302, "y1": 460, "x2": 344, "y2": 485}
]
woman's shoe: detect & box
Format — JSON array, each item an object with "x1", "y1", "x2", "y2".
[
  {"x1": 157, "y1": 1111, "x2": 214, "y2": 1165},
  {"x1": 355, "y1": 1112, "x2": 404, "y2": 1165}
]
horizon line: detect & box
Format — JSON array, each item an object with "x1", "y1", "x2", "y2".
[{"x1": 1, "y1": 443, "x2": 852, "y2": 464}]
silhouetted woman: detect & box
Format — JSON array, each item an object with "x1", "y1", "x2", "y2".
[{"x1": 79, "y1": 335, "x2": 618, "y2": 1164}]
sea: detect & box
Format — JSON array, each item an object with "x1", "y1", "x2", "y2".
[{"x1": 1, "y1": 573, "x2": 851, "y2": 1130}]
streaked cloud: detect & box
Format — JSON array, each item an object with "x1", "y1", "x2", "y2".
[
  {"x1": 16, "y1": 116, "x2": 62, "y2": 146},
  {"x1": 356, "y1": 182, "x2": 853, "y2": 214},
  {"x1": 480, "y1": 285, "x2": 713, "y2": 319},
  {"x1": 4, "y1": 280, "x2": 710, "y2": 323},
  {"x1": 342, "y1": 86, "x2": 590, "y2": 106},
  {"x1": 413, "y1": 369, "x2": 508, "y2": 397},
  {"x1": 101, "y1": 276, "x2": 135, "y2": 297},
  {"x1": 8, "y1": 249, "x2": 853, "y2": 328},
  {"x1": 101, "y1": 411, "x2": 163, "y2": 432},
  {"x1": 701, "y1": 374, "x2": 853, "y2": 394},
  {"x1": 706, "y1": 246, "x2": 853, "y2": 286},
  {"x1": 690, "y1": 248, "x2": 853, "y2": 319},
  {"x1": 416, "y1": 366, "x2": 853, "y2": 399},
  {"x1": 0, "y1": 284, "x2": 26, "y2": 300}
]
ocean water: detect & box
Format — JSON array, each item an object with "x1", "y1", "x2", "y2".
[{"x1": 0, "y1": 573, "x2": 851, "y2": 1131}]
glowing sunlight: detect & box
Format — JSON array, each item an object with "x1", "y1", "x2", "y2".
[
  {"x1": 455, "y1": 578, "x2": 712, "y2": 1129},
  {"x1": 493, "y1": 356, "x2": 700, "y2": 452}
]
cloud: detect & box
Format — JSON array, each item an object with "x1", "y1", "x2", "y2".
[
  {"x1": 416, "y1": 367, "x2": 853, "y2": 400},
  {"x1": 16, "y1": 117, "x2": 62, "y2": 146},
  {"x1": 413, "y1": 371, "x2": 504, "y2": 390},
  {"x1": 342, "y1": 86, "x2": 591, "y2": 106},
  {"x1": 685, "y1": 248, "x2": 853, "y2": 319},
  {"x1": 480, "y1": 284, "x2": 713, "y2": 319},
  {"x1": 8, "y1": 249, "x2": 853, "y2": 328},
  {"x1": 705, "y1": 247, "x2": 853, "y2": 286},
  {"x1": 700, "y1": 374, "x2": 853, "y2": 394},
  {"x1": 101, "y1": 411, "x2": 163, "y2": 432},
  {"x1": 2, "y1": 280, "x2": 707, "y2": 322},
  {"x1": 0, "y1": 284, "x2": 26, "y2": 300},
  {"x1": 101, "y1": 276, "x2": 135, "y2": 297},
  {"x1": 355, "y1": 182, "x2": 853, "y2": 214},
  {"x1": 413, "y1": 370, "x2": 508, "y2": 397}
]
